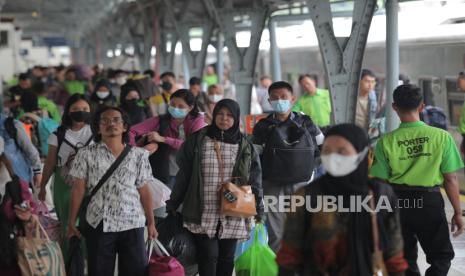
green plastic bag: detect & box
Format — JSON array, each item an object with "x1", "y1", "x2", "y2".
[{"x1": 234, "y1": 224, "x2": 278, "y2": 276}]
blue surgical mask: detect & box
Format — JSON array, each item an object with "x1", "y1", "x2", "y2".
[
  {"x1": 270, "y1": 100, "x2": 291, "y2": 114},
  {"x1": 168, "y1": 106, "x2": 188, "y2": 119}
]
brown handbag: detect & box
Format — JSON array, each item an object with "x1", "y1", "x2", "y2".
[
  {"x1": 214, "y1": 140, "x2": 257, "y2": 218},
  {"x1": 369, "y1": 190, "x2": 389, "y2": 276}
]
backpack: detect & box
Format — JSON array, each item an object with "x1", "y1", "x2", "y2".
[
  {"x1": 147, "y1": 114, "x2": 171, "y2": 184},
  {"x1": 38, "y1": 118, "x2": 59, "y2": 156},
  {"x1": 54, "y1": 126, "x2": 93, "y2": 184},
  {"x1": 420, "y1": 105, "x2": 448, "y2": 130},
  {"x1": 19, "y1": 112, "x2": 59, "y2": 157},
  {"x1": 260, "y1": 113, "x2": 316, "y2": 184}
]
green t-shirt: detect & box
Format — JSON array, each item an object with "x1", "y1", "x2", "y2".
[
  {"x1": 458, "y1": 101, "x2": 465, "y2": 134},
  {"x1": 64, "y1": 81, "x2": 85, "y2": 95},
  {"x1": 203, "y1": 74, "x2": 219, "y2": 86},
  {"x1": 292, "y1": 89, "x2": 332, "y2": 127},
  {"x1": 370, "y1": 121, "x2": 464, "y2": 187},
  {"x1": 38, "y1": 96, "x2": 61, "y2": 123}
]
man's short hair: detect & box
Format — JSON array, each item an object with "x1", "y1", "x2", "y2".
[
  {"x1": 189, "y1": 77, "x2": 201, "y2": 86},
  {"x1": 19, "y1": 73, "x2": 30, "y2": 81},
  {"x1": 459, "y1": 71, "x2": 465, "y2": 79},
  {"x1": 144, "y1": 69, "x2": 155, "y2": 78},
  {"x1": 268, "y1": 81, "x2": 293, "y2": 95},
  {"x1": 160, "y1": 71, "x2": 176, "y2": 79},
  {"x1": 361, "y1": 69, "x2": 376, "y2": 80},
  {"x1": 298, "y1": 74, "x2": 316, "y2": 83},
  {"x1": 393, "y1": 84, "x2": 423, "y2": 112}
]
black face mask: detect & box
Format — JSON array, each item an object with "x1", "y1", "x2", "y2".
[
  {"x1": 125, "y1": 99, "x2": 140, "y2": 110},
  {"x1": 161, "y1": 81, "x2": 172, "y2": 91},
  {"x1": 69, "y1": 111, "x2": 91, "y2": 123}
]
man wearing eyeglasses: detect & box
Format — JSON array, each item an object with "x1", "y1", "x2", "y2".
[{"x1": 67, "y1": 106, "x2": 157, "y2": 276}]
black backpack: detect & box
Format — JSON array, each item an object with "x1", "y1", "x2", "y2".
[
  {"x1": 420, "y1": 105, "x2": 448, "y2": 130},
  {"x1": 147, "y1": 114, "x2": 171, "y2": 184},
  {"x1": 260, "y1": 113, "x2": 316, "y2": 184}
]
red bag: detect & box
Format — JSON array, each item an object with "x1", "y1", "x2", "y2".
[{"x1": 148, "y1": 239, "x2": 184, "y2": 276}]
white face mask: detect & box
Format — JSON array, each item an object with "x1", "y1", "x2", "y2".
[
  {"x1": 97, "y1": 91, "x2": 110, "y2": 99},
  {"x1": 116, "y1": 76, "x2": 127, "y2": 86},
  {"x1": 321, "y1": 147, "x2": 368, "y2": 177},
  {"x1": 209, "y1": 94, "x2": 223, "y2": 103}
]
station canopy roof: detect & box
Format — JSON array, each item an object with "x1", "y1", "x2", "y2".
[{"x1": 0, "y1": 0, "x2": 415, "y2": 47}]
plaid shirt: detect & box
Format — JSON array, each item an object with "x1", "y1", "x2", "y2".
[{"x1": 184, "y1": 137, "x2": 252, "y2": 239}]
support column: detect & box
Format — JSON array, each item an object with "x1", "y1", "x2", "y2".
[
  {"x1": 163, "y1": 0, "x2": 214, "y2": 79},
  {"x1": 220, "y1": 7, "x2": 269, "y2": 114},
  {"x1": 182, "y1": 52, "x2": 190, "y2": 86},
  {"x1": 178, "y1": 23, "x2": 214, "y2": 78},
  {"x1": 151, "y1": 5, "x2": 159, "y2": 81},
  {"x1": 306, "y1": 0, "x2": 377, "y2": 124},
  {"x1": 386, "y1": 0, "x2": 400, "y2": 131},
  {"x1": 156, "y1": 29, "x2": 177, "y2": 75},
  {"x1": 269, "y1": 19, "x2": 282, "y2": 81},
  {"x1": 216, "y1": 32, "x2": 224, "y2": 85}
]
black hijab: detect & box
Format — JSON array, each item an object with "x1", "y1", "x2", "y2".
[
  {"x1": 320, "y1": 124, "x2": 373, "y2": 276},
  {"x1": 90, "y1": 79, "x2": 114, "y2": 102},
  {"x1": 206, "y1": 99, "x2": 241, "y2": 144},
  {"x1": 322, "y1": 123, "x2": 369, "y2": 196}
]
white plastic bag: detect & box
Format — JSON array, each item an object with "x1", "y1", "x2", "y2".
[{"x1": 149, "y1": 178, "x2": 171, "y2": 209}]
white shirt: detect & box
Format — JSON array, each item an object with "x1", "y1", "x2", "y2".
[
  {"x1": 48, "y1": 125, "x2": 93, "y2": 167},
  {"x1": 69, "y1": 143, "x2": 155, "y2": 232}
]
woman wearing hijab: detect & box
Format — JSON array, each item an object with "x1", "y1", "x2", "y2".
[
  {"x1": 89, "y1": 79, "x2": 117, "y2": 112},
  {"x1": 120, "y1": 80, "x2": 151, "y2": 125},
  {"x1": 277, "y1": 124, "x2": 407, "y2": 276},
  {"x1": 166, "y1": 99, "x2": 264, "y2": 276}
]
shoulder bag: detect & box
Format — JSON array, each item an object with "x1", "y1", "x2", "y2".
[
  {"x1": 78, "y1": 145, "x2": 131, "y2": 236},
  {"x1": 214, "y1": 140, "x2": 256, "y2": 218}
]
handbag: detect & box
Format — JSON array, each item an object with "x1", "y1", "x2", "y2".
[
  {"x1": 213, "y1": 140, "x2": 256, "y2": 218},
  {"x1": 17, "y1": 216, "x2": 66, "y2": 276},
  {"x1": 78, "y1": 145, "x2": 131, "y2": 236},
  {"x1": 36, "y1": 202, "x2": 61, "y2": 243},
  {"x1": 369, "y1": 190, "x2": 389, "y2": 276},
  {"x1": 148, "y1": 239, "x2": 185, "y2": 276}
]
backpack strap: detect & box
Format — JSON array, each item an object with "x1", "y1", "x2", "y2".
[
  {"x1": 158, "y1": 114, "x2": 171, "y2": 136},
  {"x1": 4, "y1": 117, "x2": 19, "y2": 149},
  {"x1": 54, "y1": 126, "x2": 67, "y2": 157}
]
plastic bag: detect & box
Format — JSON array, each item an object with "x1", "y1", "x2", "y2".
[
  {"x1": 157, "y1": 213, "x2": 197, "y2": 267},
  {"x1": 235, "y1": 223, "x2": 269, "y2": 260},
  {"x1": 234, "y1": 223, "x2": 278, "y2": 276},
  {"x1": 66, "y1": 236, "x2": 84, "y2": 276},
  {"x1": 149, "y1": 177, "x2": 171, "y2": 210}
]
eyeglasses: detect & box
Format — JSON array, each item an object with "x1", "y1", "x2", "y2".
[{"x1": 100, "y1": 117, "x2": 124, "y2": 125}]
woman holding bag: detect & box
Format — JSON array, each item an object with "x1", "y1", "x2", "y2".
[{"x1": 166, "y1": 99, "x2": 264, "y2": 276}]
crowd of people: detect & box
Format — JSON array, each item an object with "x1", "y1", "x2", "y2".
[{"x1": 0, "y1": 63, "x2": 464, "y2": 276}]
